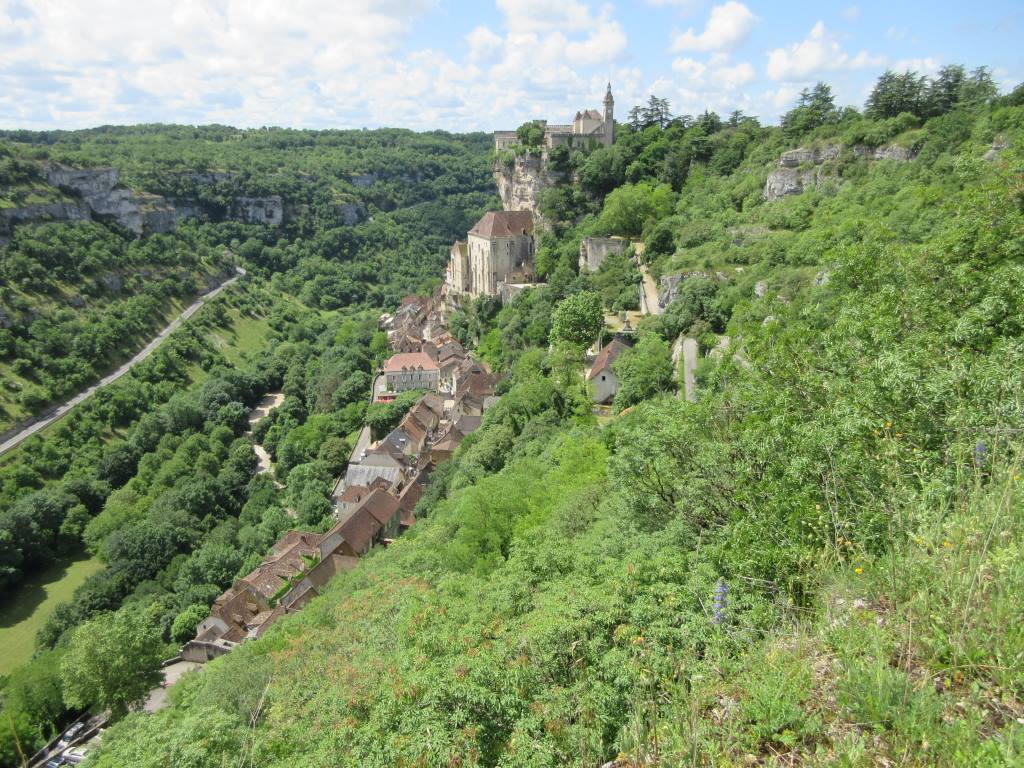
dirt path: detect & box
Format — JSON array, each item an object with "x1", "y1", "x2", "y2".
[
  {"x1": 632, "y1": 243, "x2": 661, "y2": 316},
  {"x1": 0, "y1": 267, "x2": 246, "y2": 458},
  {"x1": 681, "y1": 337, "x2": 698, "y2": 403},
  {"x1": 247, "y1": 391, "x2": 284, "y2": 479}
]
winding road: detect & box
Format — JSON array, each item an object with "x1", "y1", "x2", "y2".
[{"x1": 0, "y1": 267, "x2": 246, "y2": 458}]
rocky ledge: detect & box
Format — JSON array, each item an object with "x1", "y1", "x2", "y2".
[{"x1": 765, "y1": 143, "x2": 916, "y2": 201}]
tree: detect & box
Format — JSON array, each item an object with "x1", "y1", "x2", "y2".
[
  {"x1": 781, "y1": 82, "x2": 838, "y2": 137},
  {"x1": 61, "y1": 605, "x2": 165, "y2": 719},
  {"x1": 612, "y1": 332, "x2": 675, "y2": 411},
  {"x1": 866, "y1": 70, "x2": 928, "y2": 119},
  {"x1": 171, "y1": 604, "x2": 209, "y2": 643},
  {"x1": 515, "y1": 120, "x2": 546, "y2": 148},
  {"x1": 597, "y1": 182, "x2": 675, "y2": 237},
  {"x1": 550, "y1": 292, "x2": 604, "y2": 349}
]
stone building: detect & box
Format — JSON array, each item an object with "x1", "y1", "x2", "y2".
[
  {"x1": 494, "y1": 84, "x2": 615, "y2": 151},
  {"x1": 446, "y1": 210, "x2": 535, "y2": 300},
  {"x1": 588, "y1": 339, "x2": 630, "y2": 404},
  {"x1": 383, "y1": 352, "x2": 440, "y2": 393}
]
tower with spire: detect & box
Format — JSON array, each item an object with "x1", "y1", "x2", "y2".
[{"x1": 603, "y1": 82, "x2": 615, "y2": 146}]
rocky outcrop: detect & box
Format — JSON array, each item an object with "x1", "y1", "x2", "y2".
[
  {"x1": 494, "y1": 152, "x2": 559, "y2": 220},
  {"x1": 778, "y1": 144, "x2": 841, "y2": 168},
  {"x1": 0, "y1": 200, "x2": 90, "y2": 235},
  {"x1": 45, "y1": 164, "x2": 178, "y2": 235},
  {"x1": 231, "y1": 196, "x2": 284, "y2": 226},
  {"x1": 852, "y1": 144, "x2": 916, "y2": 162},
  {"x1": 765, "y1": 142, "x2": 915, "y2": 201},
  {"x1": 335, "y1": 202, "x2": 365, "y2": 225},
  {"x1": 764, "y1": 166, "x2": 822, "y2": 201},
  {"x1": 349, "y1": 173, "x2": 378, "y2": 188},
  {"x1": 984, "y1": 136, "x2": 1010, "y2": 162}
]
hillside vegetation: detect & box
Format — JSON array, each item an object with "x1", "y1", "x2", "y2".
[
  {"x1": 0, "y1": 126, "x2": 496, "y2": 765},
  {"x1": 74, "y1": 72, "x2": 1024, "y2": 766}
]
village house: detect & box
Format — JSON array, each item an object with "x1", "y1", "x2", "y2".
[
  {"x1": 383, "y1": 351, "x2": 440, "y2": 393},
  {"x1": 184, "y1": 530, "x2": 323, "y2": 660},
  {"x1": 494, "y1": 84, "x2": 615, "y2": 151},
  {"x1": 588, "y1": 338, "x2": 630, "y2": 404}
]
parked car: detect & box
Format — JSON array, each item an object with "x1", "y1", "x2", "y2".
[
  {"x1": 61, "y1": 746, "x2": 90, "y2": 764},
  {"x1": 56, "y1": 722, "x2": 84, "y2": 749},
  {"x1": 44, "y1": 759, "x2": 64, "y2": 768}
]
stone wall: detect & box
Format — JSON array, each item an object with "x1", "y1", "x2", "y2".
[{"x1": 579, "y1": 236, "x2": 627, "y2": 273}]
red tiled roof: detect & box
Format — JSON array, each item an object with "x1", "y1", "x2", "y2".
[
  {"x1": 588, "y1": 339, "x2": 630, "y2": 380},
  {"x1": 336, "y1": 508, "x2": 380, "y2": 554},
  {"x1": 469, "y1": 210, "x2": 534, "y2": 238},
  {"x1": 383, "y1": 352, "x2": 439, "y2": 373},
  {"x1": 357, "y1": 488, "x2": 401, "y2": 528}
]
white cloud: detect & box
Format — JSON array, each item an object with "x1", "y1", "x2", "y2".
[
  {"x1": 711, "y1": 60, "x2": 755, "y2": 88},
  {"x1": 765, "y1": 21, "x2": 885, "y2": 81},
  {"x1": 671, "y1": 1, "x2": 757, "y2": 53},
  {"x1": 892, "y1": 57, "x2": 941, "y2": 75},
  {"x1": 496, "y1": 0, "x2": 595, "y2": 34},
  {"x1": 0, "y1": 0, "x2": 636, "y2": 131},
  {"x1": 672, "y1": 57, "x2": 707, "y2": 81}
]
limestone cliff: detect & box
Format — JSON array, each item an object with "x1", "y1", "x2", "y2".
[
  {"x1": 45, "y1": 164, "x2": 178, "y2": 235},
  {"x1": 231, "y1": 196, "x2": 284, "y2": 226},
  {"x1": 494, "y1": 153, "x2": 559, "y2": 220},
  {"x1": 764, "y1": 143, "x2": 916, "y2": 201}
]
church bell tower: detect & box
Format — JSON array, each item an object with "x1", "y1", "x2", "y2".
[{"x1": 603, "y1": 82, "x2": 615, "y2": 146}]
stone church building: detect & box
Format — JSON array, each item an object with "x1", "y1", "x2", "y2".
[
  {"x1": 494, "y1": 84, "x2": 615, "y2": 151},
  {"x1": 446, "y1": 209, "x2": 535, "y2": 301}
]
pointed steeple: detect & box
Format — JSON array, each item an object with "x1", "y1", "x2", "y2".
[{"x1": 603, "y1": 81, "x2": 614, "y2": 106}]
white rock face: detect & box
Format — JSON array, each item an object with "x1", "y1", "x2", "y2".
[
  {"x1": 231, "y1": 196, "x2": 284, "y2": 226},
  {"x1": 764, "y1": 167, "x2": 820, "y2": 200},
  {"x1": 765, "y1": 142, "x2": 915, "y2": 201},
  {"x1": 0, "y1": 200, "x2": 90, "y2": 235},
  {"x1": 45, "y1": 164, "x2": 177, "y2": 235},
  {"x1": 778, "y1": 144, "x2": 841, "y2": 168},
  {"x1": 494, "y1": 153, "x2": 558, "y2": 219}
]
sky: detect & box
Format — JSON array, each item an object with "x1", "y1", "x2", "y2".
[{"x1": 0, "y1": 0, "x2": 1021, "y2": 132}]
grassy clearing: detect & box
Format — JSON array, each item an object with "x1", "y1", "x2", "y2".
[
  {"x1": 0, "y1": 554, "x2": 105, "y2": 674},
  {"x1": 205, "y1": 309, "x2": 274, "y2": 368}
]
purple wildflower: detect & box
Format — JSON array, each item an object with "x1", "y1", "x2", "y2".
[
  {"x1": 713, "y1": 578, "x2": 729, "y2": 625},
  {"x1": 974, "y1": 441, "x2": 987, "y2": 468}
]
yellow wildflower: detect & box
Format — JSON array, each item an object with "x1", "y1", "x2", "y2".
[
  {"x1": 854, "y1": 567, "x2": 863, "y2": 574},
  {"x1": 943, "y1": 540, "x2": 952, "y2": 548}
]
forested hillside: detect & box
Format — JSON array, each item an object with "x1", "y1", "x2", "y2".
[
  {"x1": 0, "y1": 126, "x2": 496, "y2": 764},
  {"x1": 73, "y1": 68, "x2": 1024, "y2": 767},
  {"x1": 0, "y1": 126, "x2": 495, "y2": 429}
]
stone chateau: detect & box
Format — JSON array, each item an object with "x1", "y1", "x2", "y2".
[{"x1": 494, "y1": 83, "x2": 615, "y2": 151}]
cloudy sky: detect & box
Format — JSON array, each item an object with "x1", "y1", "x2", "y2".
[{"x1": 1, "y1": 0, "x2": 1021, "y2": 131}]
